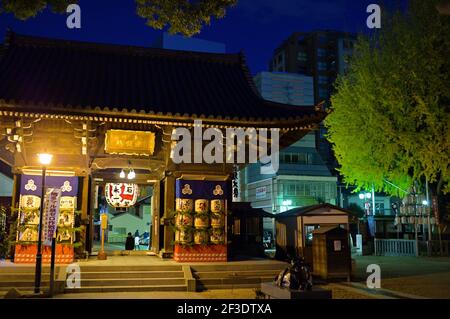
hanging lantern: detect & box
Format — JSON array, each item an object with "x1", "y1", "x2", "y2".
[{"x1": 105, "y1": 183, "x2": 139, "y2": 208}]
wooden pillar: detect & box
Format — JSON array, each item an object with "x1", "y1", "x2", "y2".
[
  {"x1": 151, "y1": 180, "x2": 160, "y2": 254},
  {"x1": 10, "y1": 174, "x2": 19, "y2": 211},
  {"x1": 80, "y1": 175, "x2": 90, "y2": 254},
  {"x1": 161, "y1": 174, "x2": 175, "y2": 257}
]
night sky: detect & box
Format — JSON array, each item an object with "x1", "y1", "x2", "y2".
[{"x1": 0, "y1": 0, "x2": 401, "y2": 74}]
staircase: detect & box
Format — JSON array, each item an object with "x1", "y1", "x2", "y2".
[
  {"x1": 192, "y1": 261, "x2": 288, "y2": 290},
  {"x1": 0, "y1": 266, "x2": 50, "y2": 296},
  {"x1": 64, "y1": 265, "x2": 187, "y2": 293}
]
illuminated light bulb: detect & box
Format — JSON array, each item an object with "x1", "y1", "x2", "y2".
[
  {"x1": 119, "y1": 170, "x2": 125, "y2": 178},
  {"x1": 38, "y1": 153, "x2": 53, "y2": 165}
]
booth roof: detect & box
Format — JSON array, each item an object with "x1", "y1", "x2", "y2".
[
  {"x1": 275, "y1": 203, "x2": 357, "y2": 219},
  {"x1": 231, "y1": 202, "x2": 274, "y2": 218},
  {"x1": 0, "y1": 31, "x2": 326, "y2": 125}
]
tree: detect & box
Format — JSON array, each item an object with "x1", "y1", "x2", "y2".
[
  {"x1": 0, "y1": 0, "x2": 73, "y2": 20},
  {"x1": 0, "y1": 0, "x2": 237, "y2": 37},
  {"x1": 136, "y1": 0, "x2": 237, "y2": 37},
  {"x1": 325, "y1": 0, "x2": 450, "y2": 202}
]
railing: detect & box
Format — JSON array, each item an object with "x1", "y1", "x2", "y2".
[
  {"x1": 107, "y1": 234, "x2": 127, "y2": 244},
  {"x1": 374, "y1": 239, "x2": 417, "y2": 256}
]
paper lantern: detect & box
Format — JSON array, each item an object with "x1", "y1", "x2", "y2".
[{"x1": 105, "y1": 183, "x2": 139, "y2": 208}]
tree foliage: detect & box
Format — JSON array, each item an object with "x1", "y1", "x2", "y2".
[
  {"x1": 136, "y1": 0, "x2": 237, "y2": 36},
  {"x1": 325, "y1": 0, "x2": 450, "y2": 196},
  {"x1": 0, "y1": 0, "x2": 237, "y2": 37},
  {"x1": 0, "y1": 0, "x2": 74, "y2": 20}
]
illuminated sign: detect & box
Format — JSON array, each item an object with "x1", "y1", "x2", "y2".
[{"x1": 105, "y1": 129, "x2": 155, "y2": 156}]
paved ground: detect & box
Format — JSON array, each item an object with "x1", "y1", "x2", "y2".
[
  {"x1": 2, "y1": 255, "x2": 450, "y2": 299},
  {"x1": 351, "y1": 255, "x2": 450, "y2": 299}
]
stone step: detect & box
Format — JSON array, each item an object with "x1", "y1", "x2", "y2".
[
  {"x1": 0, "y1": 281, "x2": 50, "y2": 289},
  {"x1": 0, "y1": 273, "x2": 51, "y2": 281},
  {"x1": 80, "y1": 270, "x2": 184, "y2": 279},
  {"x1": 196, "y1": 276, "x2": 274, "y2": 286},
  {"x1": 197, "y1": 278, "x2": 275, "y2": 290},
  {"x1": 194, "y1": 269, "x2": 279, "y2": 279},
  {"x1": 190, "y1": 263, "x2": 287, "y2": 272},
  {"x1": 76, "y1": 277, "x2": 186, "y2": 287},
  {"x1": 64, "y1": 284, "x2": 187, "y2": 293},
  {"x1": 77, "y1": 265, "x2": 183, "y2": 272}
]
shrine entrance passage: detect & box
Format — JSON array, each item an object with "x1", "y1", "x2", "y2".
[{"x1": 91, "y1": 176, "x2": 156, "y2": 255}]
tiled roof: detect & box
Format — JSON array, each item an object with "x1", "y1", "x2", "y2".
[
  {"x1": 0, "y1": 31, "x2": 325, "y2": 126},
  {"x1": 275, "y1": 203, "x2": 356, "y2": 218}
]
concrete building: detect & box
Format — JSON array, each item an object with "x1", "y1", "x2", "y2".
[
  {"x1": 153, "y1": 32, "x2": 226, "y2": 53},
  {"x1": 269, "y1": 30, "x2": 356, "y2": 170},
  {"x1": 240, "y1": 72, "x2": 337, "y2": 233}
]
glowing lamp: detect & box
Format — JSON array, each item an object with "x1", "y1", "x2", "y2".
[{"x1": 38, "y1": 153, "x2": 53, "y2": 165}]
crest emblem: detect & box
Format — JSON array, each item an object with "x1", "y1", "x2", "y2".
[
  {"x1": 61, "y1": 181, "x2": 73, "y2": 192},
  {"x1": 181, "y1": 184, "x2": 193, "y2": 195},
  {"x1": 24, "y1": 179, "x2": 37, "y2": 191},
  {"x1": 213, "y1": 185, "x2": 224, "y2": 196}
]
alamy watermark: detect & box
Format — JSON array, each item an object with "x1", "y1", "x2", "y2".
[
  {"x1": 66, "y1": 263, "x2": 81, "y2": 289},
  {"x1": 366, "y1": 264, "x2": 381, "y2": 289},
  {"x1": 367, "y1": 4, "x2": 381, "y2": 29},
  {"x1": 170, "y1": 120, "x2": 280, "y2": 174}
]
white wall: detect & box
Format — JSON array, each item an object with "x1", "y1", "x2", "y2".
[{"x1": 0, "y1": 173, "x2": 13, "y2": 197}]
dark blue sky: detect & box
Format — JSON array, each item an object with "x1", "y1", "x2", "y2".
[{"x1": 0, "y1": 0, "x2": 396, "y2": 74}]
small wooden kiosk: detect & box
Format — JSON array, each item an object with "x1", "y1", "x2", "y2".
[
  {"x1": 312, "y1": 226, "x2": 351, "y2": 281},
  {"x1": 275, "y1": 203, "x2": 357, "y2": 265}
]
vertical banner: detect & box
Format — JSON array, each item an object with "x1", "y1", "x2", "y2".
[
  {"x1": 432, "y1": 196, "x2": 440, "y2": 225},
  {"x1": 367, "y1": 216, "x2": 376, "y2": 237},
  {"x1": 43, "y1": 188, "x2": 62, "y2": 247}
]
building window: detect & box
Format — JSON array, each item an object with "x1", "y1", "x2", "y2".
[
  {"x1": 288, "y1": 184, "x2": 296, "y2": 195},
  {"x1": 297, "y1": 52, "x2": 307, "y2": 62},
  {"x1": 305, "y1": 225, "x2": 319, "y2": 246},
  {"x1": 318, "y1": 88, "x2": 329, "y2": 99},
  {"x1": 317, "y1": 62, "x2": 327, "y2": 71},
  {"x1": 317, "y1": 48, "x2": 327, "y2": 57},
  {"x1": 318, "y1": 76, "x2": 328, "y2": 85}
]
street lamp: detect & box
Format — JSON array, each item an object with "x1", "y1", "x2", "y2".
[{"x1": 34, "y1": 153, "x2": 52, "y2": 294}]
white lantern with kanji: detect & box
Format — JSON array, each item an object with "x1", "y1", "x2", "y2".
[{"x1": 105, "y1": 183, "x2": 139, "y2": 208}]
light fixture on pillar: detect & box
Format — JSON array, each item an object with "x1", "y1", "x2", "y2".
[{"x1": 34, "y1": 152, "x2": 53, "y2": 294}]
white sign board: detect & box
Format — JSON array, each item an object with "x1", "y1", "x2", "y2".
[
  {"x1": 255, "y1": 186, "x2": 267, "y2": 199},
  {"x1": 43, "y1": 188, "x2": 62, "y2": 247},
  {"x1": 356, "y1": 234, "x2": 363, "y2": 256}
]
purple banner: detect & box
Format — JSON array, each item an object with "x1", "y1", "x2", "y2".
[
  {"x1": 20, "y1": 174, "x2": 78, "y2": 197},
  {"x1": 175, "y1": 180, "x2": 227, "y2": 199}
]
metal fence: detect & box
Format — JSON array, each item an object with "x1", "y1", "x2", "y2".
[{"x1": 374, "y1": 239, "x2": 417, "y2": 256}]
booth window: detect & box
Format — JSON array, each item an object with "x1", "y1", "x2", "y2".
[
  {"x1": 305, "y1": 225, "x2": 320, "y2": 246},
  {"x1": 233, "y1": 219, "x2": 241, "y2": 235}
]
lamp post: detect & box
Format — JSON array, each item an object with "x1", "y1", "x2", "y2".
[{"x1": 34, "y1": 153, "x2": 52, "y2": 294}]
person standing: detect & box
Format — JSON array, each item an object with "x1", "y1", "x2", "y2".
[
  {"x1": 134, "y1": 234, "x2": 140, "y2": 250},
  {"x1": 125, "y1": 232, "x2": 134, "y2": 250}
]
